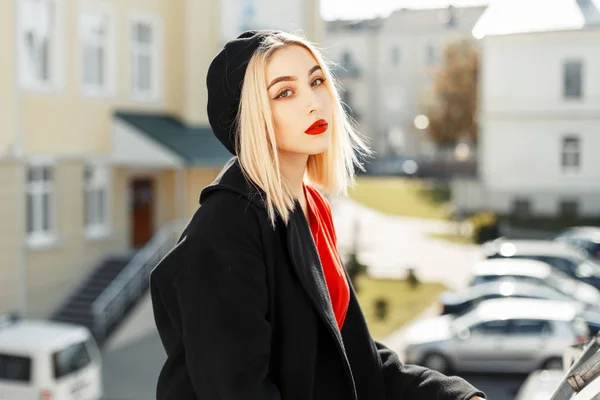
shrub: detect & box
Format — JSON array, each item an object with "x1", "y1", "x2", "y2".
[{"x1": 469, "y1": 212, "x2": 501, "y2": 244}]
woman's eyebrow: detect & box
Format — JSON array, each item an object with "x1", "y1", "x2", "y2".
[{"x1": 267, "y1": 65, "x2": 322, "y2": 90}]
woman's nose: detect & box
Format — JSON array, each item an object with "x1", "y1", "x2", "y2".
[{"x1": 307, "y1": 90, "x2": 323, "y2": 115}]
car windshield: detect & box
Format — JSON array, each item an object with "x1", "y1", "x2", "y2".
[{"x1": 53, "y1": 341, "x2": 92, "y2": 379}]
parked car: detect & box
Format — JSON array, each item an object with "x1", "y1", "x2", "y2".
[
  {"x1": 0, "y1": 313, "x2": 103, "y2": 400},
  {"x1": 482, "y1": 239, "x2": 600, "y2": 290},
  {"x1": 441, "y1": 279, "x2": 576, "y2": 315},
  {"x1": 403, "y1": 298, "x2": 589, "y2": 374},
  {"x1": 469, "y1": 258, "x2": 600, "y2": 308},
  {"x1": 555, "y1": 227, "x2": 600, "y2": 261},
  {"x1": 442, "y1": 279, "x2": 600, "y2": 335}
]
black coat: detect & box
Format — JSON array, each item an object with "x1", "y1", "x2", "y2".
[{"x1": 150, "y1": 158, "x2": 486, "y2": 400}]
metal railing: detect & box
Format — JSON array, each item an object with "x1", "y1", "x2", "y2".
[
  {"x1": 91, "y1": 218, "x2": 187, "y2": 342},
  {"x1": 551, "y1": 332, "x2": 600, "y2": 399}
]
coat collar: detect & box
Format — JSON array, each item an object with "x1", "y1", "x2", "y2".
[{"x1": 200, "y1": 157, "x2": 357, "y2": 399}]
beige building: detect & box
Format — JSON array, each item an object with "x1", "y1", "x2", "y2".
[
  {"x1": 324, "y1": 5, "x2": 486, "y2": 159},
  {"x1": 0, "y1": 0, "x2": 322, "y2": 319}
]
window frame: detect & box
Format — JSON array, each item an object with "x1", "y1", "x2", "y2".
[
  {"x1": 79, "y1": 2, "x2": 116, "y2": 97},
  {"x1": 26, "y1": 159, "x2": 57, "y2": 250},
  {"x1": 390, "y1": 45, "x2": 401, "y2": 66},
  {"x1": 563, "y1": 59, "x2": 583, "y2": 99},
  {"x1": 129, "y1": 12, "x2": 162, "y2": 102},
  {"x1": 17, "y1": 0, "x2": 65, "y2": 92},
  {"x1": 561, "y1": 135, "x2": 581, "y2": 174},
  {"x1": 84, "y1": 163, "x2": 110, "y2": 239},
  {"x1": 424, "y1": 42, "x2": 436, "y2": 66},
  {"x1": 511, "y1": 198, "x2": 532, "y2": 216}
]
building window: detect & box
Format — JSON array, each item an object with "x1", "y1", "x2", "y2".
[
  {"x1": 562, "y1": 136, "x2": 581, "y2": 173},
  {"x1": 425, "y1": 43, "x2": 436, "y2": 65},
  {"x1": 130, "y1": 14, "x2": 161, "y2": 101},
  {"x1": 391, "y1": 46, "x2": 401, "y2": 66},
  {"x1": 18, "y1": 0, "x2": 63, "y2": 90},
  {"x1": 563, "y1": 60, "x2": 583, "y2": 99},
  {"x1": 512, "y1": 198, "x2": 531, "y2": 216},
  {"x1": 341, "y1": 50, "x2": 352, "y2": 67},
  {"x1": 26, "y1": 165, "x2": 56, "y2": 248},
  {"x1": 559, "y1": 199, "x2": 579, "y2": 217},
  {"x1": 84, "y1": 165, "x2": 109, "y2": 238},
  {"x1": 80, "y1": 4, "x2": 114, "y2": 96}
]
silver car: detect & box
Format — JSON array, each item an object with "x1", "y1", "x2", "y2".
[
  {"x1": 403, "y1": 298, "x2": 589, "y2": 374},
  {"x1": 470, "y1": 258, "x2": 600, "y2": 307}
]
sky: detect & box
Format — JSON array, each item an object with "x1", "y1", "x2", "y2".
[{"x1": 320, "y1": 0, "x2": 490, "y2": 20}]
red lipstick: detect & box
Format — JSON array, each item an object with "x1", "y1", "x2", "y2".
[{"x1": 305, "y1": 119, "x2": 328, "y2": 135}]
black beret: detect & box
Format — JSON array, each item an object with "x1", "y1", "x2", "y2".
[{"x1": 206, "y1": 30, "x2": 281, "y2": 155}]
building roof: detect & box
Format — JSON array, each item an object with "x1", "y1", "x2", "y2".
[
  {"x1": 115, "y1": 111, "x2": 232, "y2": 167},
  {"x1": 472, "y1": 0, "x2": 600, "y2": 38}
]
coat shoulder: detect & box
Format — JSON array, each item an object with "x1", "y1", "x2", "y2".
[{"x1": 150, "y1": 190, "x2": 268, "y2": 298}]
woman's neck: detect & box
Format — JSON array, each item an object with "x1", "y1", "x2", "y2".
[{"x1": 278, "y1": 152, "x2": 309, "y2": 201}]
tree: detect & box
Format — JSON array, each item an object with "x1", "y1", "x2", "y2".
[{"x1": 425, "y1": 38, "x2": 479, "y2": 146}]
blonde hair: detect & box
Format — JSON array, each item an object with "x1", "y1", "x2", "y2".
[{"x1": 236, "y1": 31, "x2": 371, "y2": 228}]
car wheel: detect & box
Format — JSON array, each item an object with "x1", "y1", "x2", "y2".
[
  {"x1": 421, "y1": 353, "x2": 452, "y2": 374},
  {"x1": 542, "y1": 357, "x2": 563, "y2": 370}
]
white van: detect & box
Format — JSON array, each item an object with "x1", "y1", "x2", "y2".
[{"x1": 0, "y1": 314, "x2": 103, "y2": 400}]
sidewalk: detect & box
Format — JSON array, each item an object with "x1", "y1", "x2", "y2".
[{"x1": 330, "y1": 195, "x2": 482, "y2": 291}]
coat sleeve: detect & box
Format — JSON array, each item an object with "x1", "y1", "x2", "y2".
[
  {"x1": 374, "y1": 341, "x2": 486, "y2": 400},
  {"x1": 170, "y1": 197, "x2": 281, "y2": 400}
]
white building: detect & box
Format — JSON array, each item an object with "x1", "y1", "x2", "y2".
[
  {"x1": 323, "y1": 6, "x2": 486, "y2": 158},
  {"x1": 453, "y1": 0, "x2": 600, "y2": 217},
  {"x1": 220, "y1": 0, "x2": 323, "y2": 43}
]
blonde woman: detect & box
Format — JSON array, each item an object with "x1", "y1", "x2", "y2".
[{"x1": 150, "y1": 30, "x2": 486, "y2": 400}]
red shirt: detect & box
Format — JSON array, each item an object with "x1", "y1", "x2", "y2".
[{"x1": 304, "y1": 184, "x2": 350, "y2": 330}]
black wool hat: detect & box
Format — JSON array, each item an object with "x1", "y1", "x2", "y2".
[{"x1": 206, "y1": 30, "x2": 281, "y2": 155}]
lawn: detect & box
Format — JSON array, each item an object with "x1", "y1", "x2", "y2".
[
  {"x1": 427, "y1": 232, "x2": 474, "y2": 244},
  {"x1": 349, "y1": 177, "x2": 451, "y2": 220},
  {"x1": 354, "y1": 275, "x2": 447, "y2": 340}
]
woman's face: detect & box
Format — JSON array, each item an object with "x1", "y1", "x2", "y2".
[{"x1": 265, "y1": 45, "x2": 333, "y2": 158}]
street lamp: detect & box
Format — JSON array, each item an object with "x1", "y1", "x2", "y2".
[{"x1": 414, "y1": 114, "x2": 430, "y2": 130}]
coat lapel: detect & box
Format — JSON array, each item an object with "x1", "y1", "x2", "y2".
[
  {"x1": 286, "y1": 206, "x2": 357, "y2": 400},
  {"x1": 204, "y1": 159, "x2": 357, "y2": 399}
]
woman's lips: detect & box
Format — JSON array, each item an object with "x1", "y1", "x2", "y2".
[{"x1": 305, "y1": 119, "x2": 328, "y2": 135}]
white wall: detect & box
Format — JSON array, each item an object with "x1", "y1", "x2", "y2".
[
  {"x1": 480, "y1": 30, "x2": 600, "y2": 115},
  {"x1": 220, "y1": 0, "x2": 305, "y2": 42},
  {"x1": 480, "y1": 120, "x2": 600, "y2": 192},
  {"x1": 470, "y1": 28, "x2": 600, "y2": 217}
]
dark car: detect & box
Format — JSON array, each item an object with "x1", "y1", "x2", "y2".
[
  {"x1": 555, "y1": 226, "x2": 600, "y2": 261},
  {"x1": 482, "y1": 239, "x2": 600, "y2": 290}
]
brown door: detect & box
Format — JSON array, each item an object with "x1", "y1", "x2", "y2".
[{"x1": 131, "y1": 178, "x2": 154, "y2": 248}]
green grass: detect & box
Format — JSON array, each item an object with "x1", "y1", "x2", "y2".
[
  {"x1": 354, "y1": 275, "x2": 447, "y2": 340},
  {"x1": 427, "y1": 232, "x2": 474, "y2": 244},
  {"x1": 349, "y1": 177, "x2": 451, "y2": 220}
]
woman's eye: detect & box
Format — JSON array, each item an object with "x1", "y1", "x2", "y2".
[
  {"x1": 276, "y1": 89, "x2": 293, "y2": 99},
  {"x1": 312, "y1": 77, "x2": 325, "y2": 86}
]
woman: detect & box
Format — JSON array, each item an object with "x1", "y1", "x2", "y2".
[{"x1": 150, "y1": 30, "x2": 486, "y2": 400}]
